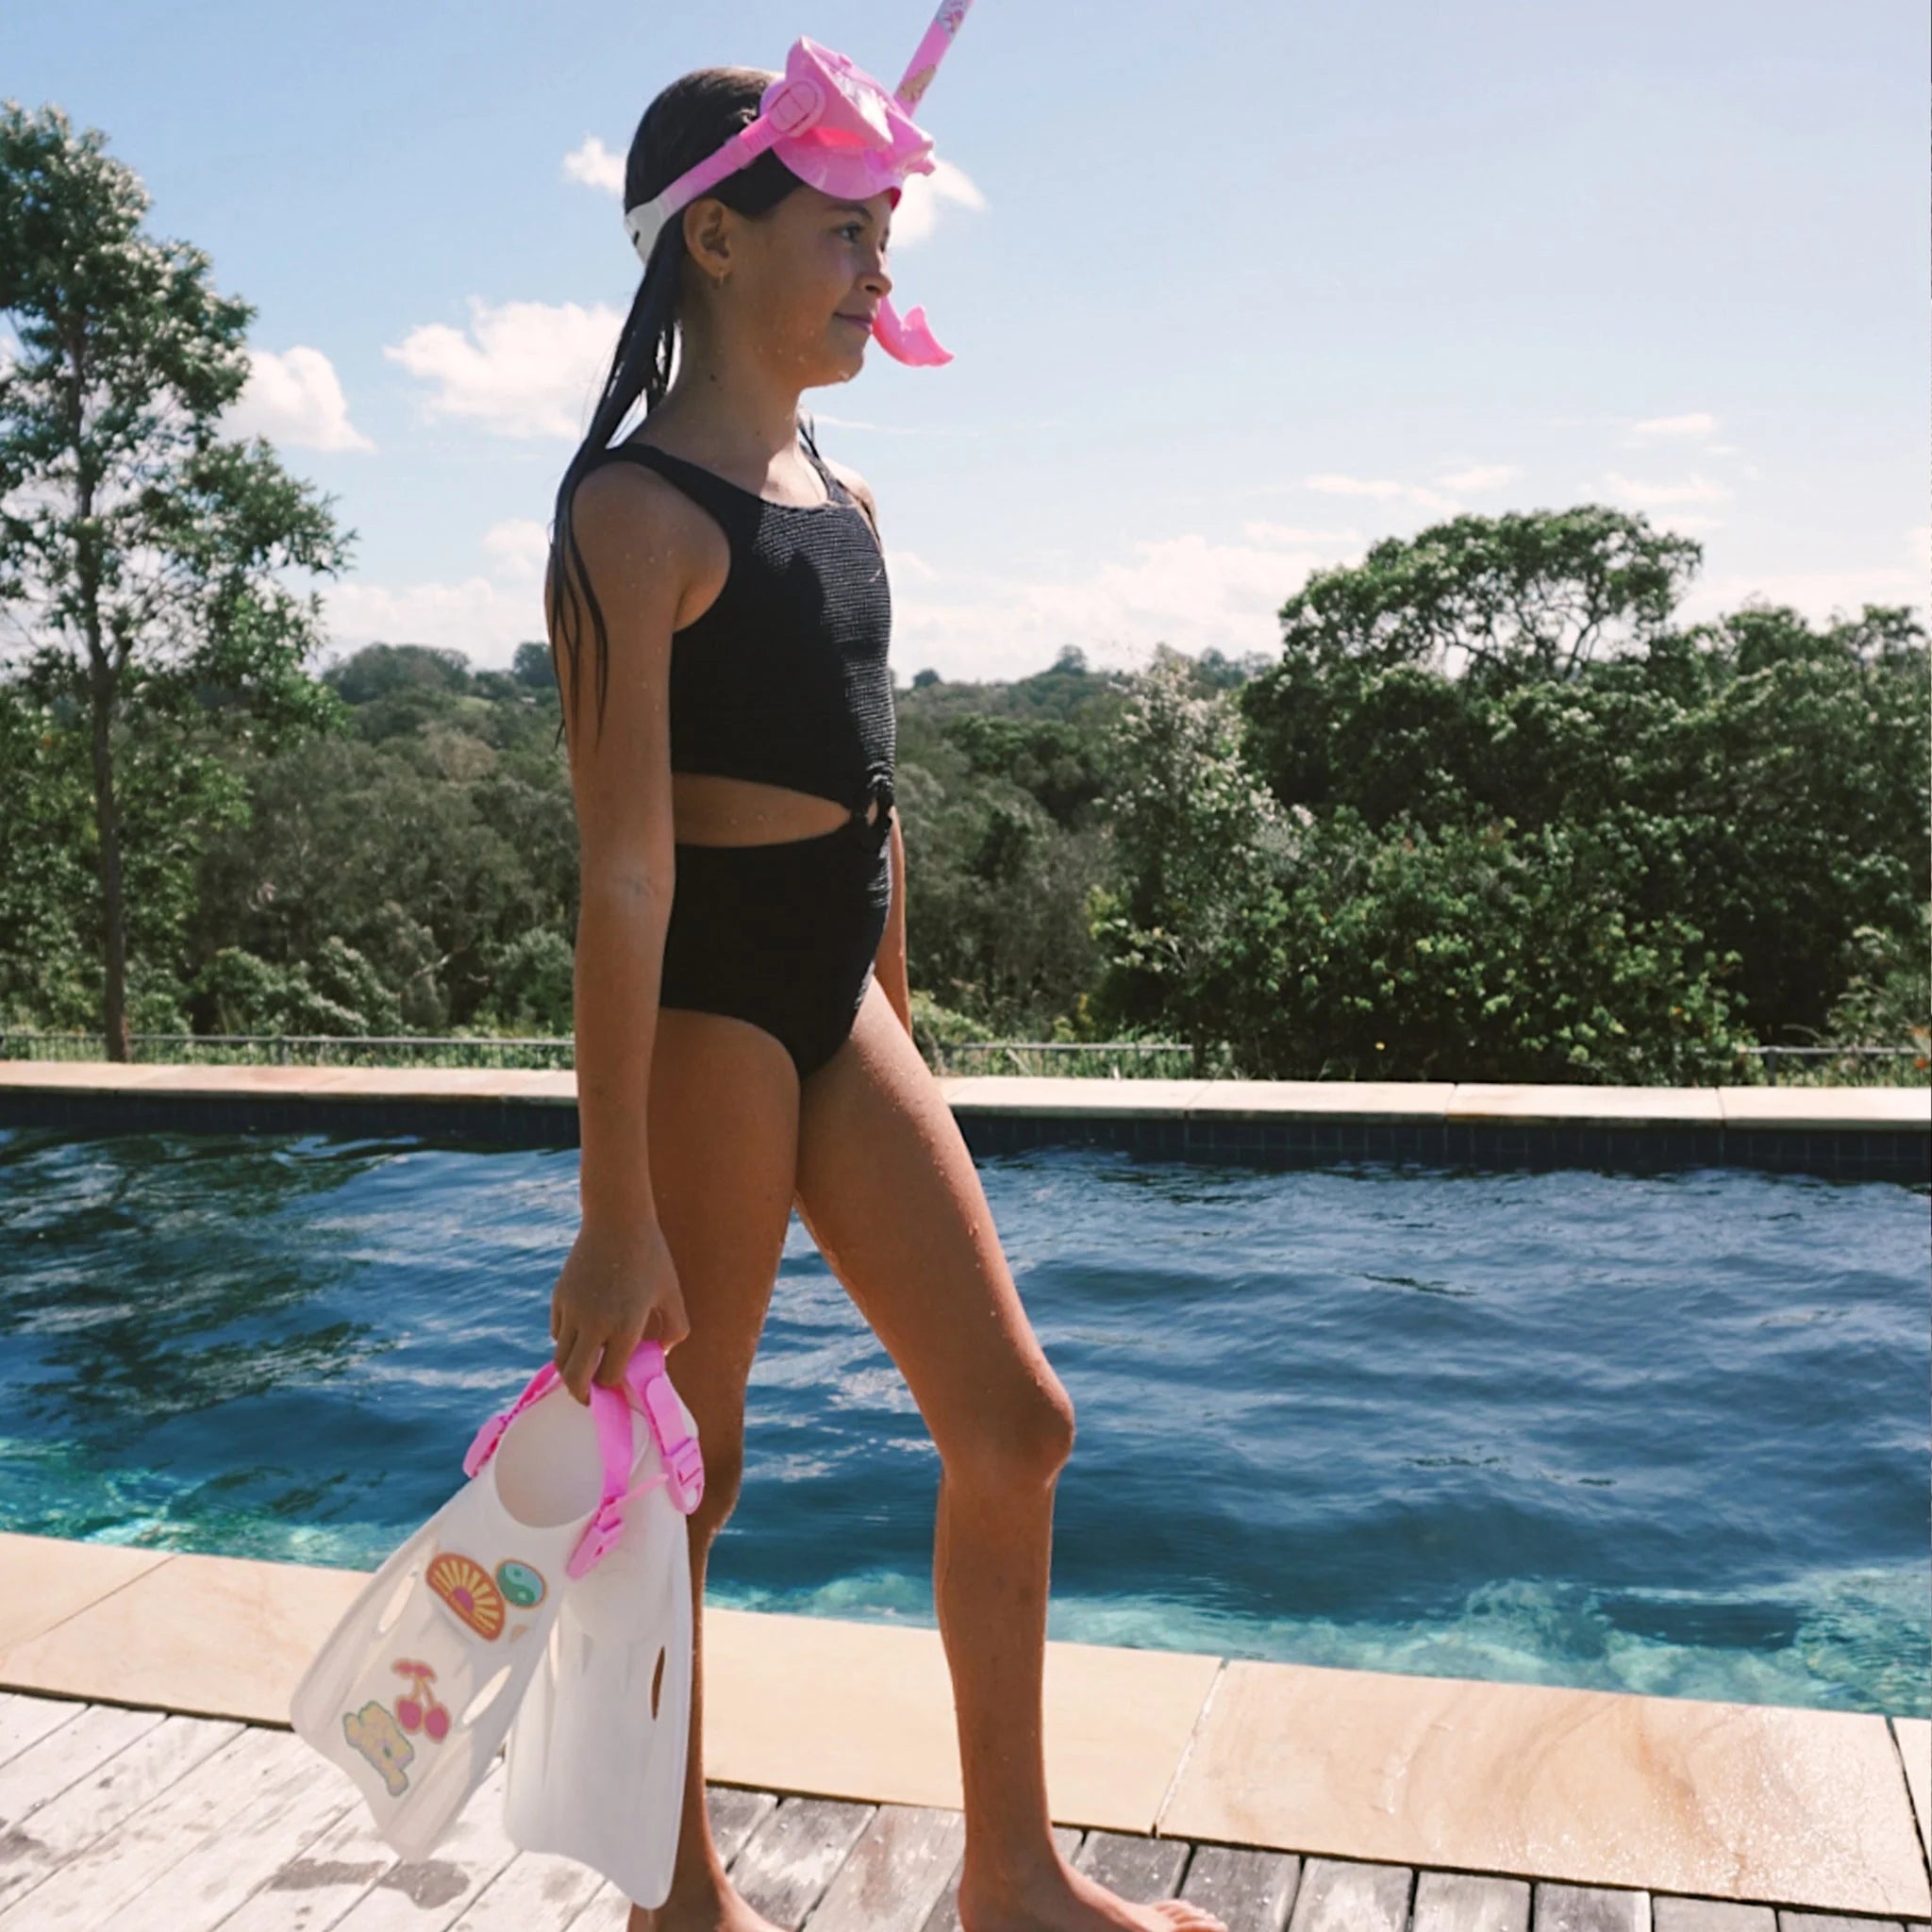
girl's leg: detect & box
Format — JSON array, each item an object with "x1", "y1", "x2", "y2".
[
  {"x1": 793, "y1": 983, "x2": 1226, "y2": 1932},
  {"x1": 630, "y1": 1008, "x2": 801, "y2": 1932}
]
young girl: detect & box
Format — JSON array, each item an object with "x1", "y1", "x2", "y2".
[{"x1": 542, "y1": 53, "x2": 1228, "y2": 1932}]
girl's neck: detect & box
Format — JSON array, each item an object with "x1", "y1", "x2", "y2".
[{"x1": 653, "y1": 340, "x2": 809, "y2": 471}]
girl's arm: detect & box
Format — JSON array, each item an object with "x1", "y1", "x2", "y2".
[
  {"x1": 544, "y1": 463, "x2": 702, "y2": 1397},
  {"x1": 875, "y1": 808, "x2": 911, "y2": 1036},
  {"x1": 828, "y1": 459, "x2": 914, "y2": 1038}
]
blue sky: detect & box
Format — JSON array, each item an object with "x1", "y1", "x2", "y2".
[{"x1": 7, "y1": 0, "x2": 1925, "y2": 681}]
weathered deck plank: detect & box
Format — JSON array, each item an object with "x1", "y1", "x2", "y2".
[
  {"x1": 0, "y1": 1697, "x2": 1920, "y2": 1932},
  {"x1": 1177, "y1": 1842, "x2": 1302, "y2": 1930},
  {"x1": 1651, "y1": 1900, "x2": 1775, "y2": 1931},
  {"x1": 213, "y1": 1790, "x2": 397, "y2": 1931},
  {"x1": 0, "y1": 1708, "x2": 242, "y2": 1913},
  {"x1": 327, "y1": 1761, "x2": 517, "y2": 1932},
  {"x1": 0, "y1": 1699, "x2": 166, "y2": 1842},
  {"x1": 1775, "y1": 1919, "x2": 1907, "y2": 1932},
  {"x1": 729, "y1": 1794, "x2": 876, "y2": 1928},
  {"x1": 1075, "y1": 1827, "x2": 1191, "y2": 1902},
  {"x1": 0, "y1": 1689, "x2": 89, "y2": 1770},
  {"x1": 0, "y1": 1724, "x2": 299, "y2": 1928},
  {"x1": 1412, "y1": 1870, "x2": 1531, "y2": 1932},
  {"x1": 1532, "y1": 1883, "x2": 1651, "y2": 1930},
  {"x1": 805, "y1": 1803, "x2": 968, "y2": 1930},
  {"x1": 445, "y1": 1848, "x2": 609, "y2": 1930},
  {"x1": 1287, "y1": 1857, "x2": 1414, "y2": 1932},
  {"x1": 561, "y1": 1784, "x2": 780, "y2": 1930},
  {"x1": 118, "y1": 1743, "x2": 354, "y2": 1931}
]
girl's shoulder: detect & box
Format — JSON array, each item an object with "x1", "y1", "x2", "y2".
[{"x1": 823, "y1": 456, "x2": 881, "y2": 541}]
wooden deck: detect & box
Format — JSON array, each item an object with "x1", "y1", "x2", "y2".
[{"x1": 0, "y1": 1693, "x2": 1922, "y2": 1932}]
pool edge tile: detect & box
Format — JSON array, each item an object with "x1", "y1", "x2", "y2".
[
  {"x1": 0, "y1": 1530, "x2": 175, "y2": 1654},
  {"x1": 1, "y1": 1536, "x2": 1924, "y2": 1916},
  {"x1": 700, "y1": 1606, "x2": 1220, "y2": 1834},
  {"x1": 1159, "y1": 1657, "x2": 1932, "y2": 1920},
  {"x1": 1894, "y1": 1715, "x2": 1932, "y2": 1871},
  {"x1": 0, "y1": 1548, "x2": 363, "y2": 1724}
]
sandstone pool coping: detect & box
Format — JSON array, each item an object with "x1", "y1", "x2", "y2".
[
  {"x1": 0, "y1": 1531, "x2": 1924, "y2": 1919},
  {"x1": 1, "y1": 1059, "x2": 1924, "y2": 1133}
]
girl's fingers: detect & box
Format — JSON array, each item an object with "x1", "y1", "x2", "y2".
[
  {"x1": 591, "y1": 1326, "x2": 643, "y2": 1390},
  {"x1": 556, "y1": 1326, "x2": 597, "y2": 1404}
]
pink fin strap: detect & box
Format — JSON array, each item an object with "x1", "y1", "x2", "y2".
[
  {"x1": 462, "y1": 1361, "x2": 560, "y2": 1477},
  {"x1": 465, "y1": 1355, "x2": 684, "y2": 1579},
  {"x1": 567, "y1": 1376, "x2": 658, "y2": 1578},
  {"x1": 625, "y1": 1341, "x2": 707, "y2": 1516}
]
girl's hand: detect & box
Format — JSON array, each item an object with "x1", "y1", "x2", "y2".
[{"x1": 549, "y1": 1217, "x2": 691, "y2": 1404}]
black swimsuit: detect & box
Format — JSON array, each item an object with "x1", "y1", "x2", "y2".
[{"x1": 582, "y1": 436, "x2": 897, "y2": 1083}]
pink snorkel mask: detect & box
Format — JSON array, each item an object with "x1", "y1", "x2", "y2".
[{"x1": 623, "y1": 1, "x2": 974, "y2": 367}]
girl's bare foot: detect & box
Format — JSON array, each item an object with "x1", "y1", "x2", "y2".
[{"x1": 958, "y1": 1849, "x2": 1229, "y2": 1932}]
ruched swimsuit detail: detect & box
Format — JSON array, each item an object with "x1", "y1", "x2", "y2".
[{"x1": 581, "y1": 437, "x2": 896, "y2": 1083}]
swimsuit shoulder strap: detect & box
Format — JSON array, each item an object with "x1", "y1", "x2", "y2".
[{"x1": 584, "y1": 441, "x2": 758, "y2": 534}]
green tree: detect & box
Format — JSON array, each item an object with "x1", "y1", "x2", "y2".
[
  {"x1": 1239, "y1": 509, "x2": 1928, "y2": 1059},
  {"x1": 0, "y1": 679, "x2": 93, "y2": 1025},
  {"x1": 1089, "y1": 646, "x2": 1292, "y2": 1072},
  {"x1": 0, "y1": 102, "x2": 350, "y2": 1055},
  {"x1": 1260, "y1": 504, "x2": 1700, "y2": 681}
]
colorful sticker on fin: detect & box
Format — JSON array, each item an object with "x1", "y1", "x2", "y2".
[
  {"x1": 426, "y1": 1552, "x2": 506, "y2": 1639},
  {"x1": 343, "y1": 1700, "x2": 413, "y2": 1794},
  {"x1": 495, "y1": 1558, "x2": 546, "y2": 1608},
  {"x1": 391, "y1": 1658, "x2": 450, "y2": 1742}
]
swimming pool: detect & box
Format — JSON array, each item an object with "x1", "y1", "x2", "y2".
[{"x1": 1, "y1": 1125, "x2": 1924, "y2": 1720}]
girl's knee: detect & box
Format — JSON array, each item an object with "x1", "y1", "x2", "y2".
[{"x1": 941, "y1": 1378, "x2": 1075, "y2": 1491}]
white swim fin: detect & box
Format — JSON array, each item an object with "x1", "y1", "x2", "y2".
[
  {"x1": 291, "y1": 1357, "x2": 674, "y2": 1861},
  {"x1": 504, "y1": 1342, "x2": 704, "y2": 1908}
]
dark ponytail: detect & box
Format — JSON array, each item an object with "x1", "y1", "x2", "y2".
[{"x1": 545, "y1": 67, "x2": 809, "y2": 743}]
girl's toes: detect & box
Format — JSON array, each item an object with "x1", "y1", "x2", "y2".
[{"x1": 1153, "y1": 1907, "x2": 1226, "y2": 1931}]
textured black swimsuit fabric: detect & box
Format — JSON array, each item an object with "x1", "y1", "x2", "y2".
[{"x1": 580, "y1": 440, "x2": 897, "y2": 1082}]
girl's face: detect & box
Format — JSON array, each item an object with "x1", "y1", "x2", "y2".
[{"x1": 711, "y1": 184, "x2": 896, "y2": 388}]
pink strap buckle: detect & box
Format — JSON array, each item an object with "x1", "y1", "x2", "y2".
[{"x1": 628, "y1": 1343, "x2": 706, "y2": 1516}]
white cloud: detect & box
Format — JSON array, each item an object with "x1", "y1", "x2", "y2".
[
  {"x1": 892, "y1": 527, "x2": 1361, "y2": 681},
  {"x1": 482, "y1": 516, "x2": 550, "y2": 579},
  {"x1": 1601, "y1": 472, "x2": 1733, "y2": 510},
  {"x1": 1305, "y1": 473, "x2": 1456, "y2": 514},
  {"x1": 889, "y1": 158, "x2": 986, "y2": 248},
  {"x1": 1242, "y1": 522, "x2": 1363, "y2": 545},
  {"x1": 322, "y1": 573, "x2": 541, "y2": 669},
  {"x1": 1304, "y1": 464, "x2": 1518, "y2": 511},
  {"x1": 1437, "y1": 463, "x2": 1519, "y2": 492},
  {"x1": 322, "y1": 521, "x2": 557, "y2": 667},
  {"x1": 1630, "y1": 411, "x2": 1718, "y2": 440},
  {"x1": 563, "y1": 134, "x2": 624, "y2": 195},
  {"x1": 225, "y1": 345, "x2": 375, "y2": 453},
  {"x1": 1682, "y1": 526, "x2": 1928, "y2": 625},
  {"x1": 385, "y1": 297, "x2": 621, "y2": 441}
]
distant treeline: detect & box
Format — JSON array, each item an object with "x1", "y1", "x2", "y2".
[{"x1": 1, "y1": 508, "x2": 1926, "y2": 1082}]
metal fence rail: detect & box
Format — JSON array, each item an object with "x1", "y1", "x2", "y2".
[{"x1": 0, "y1": 1031, "x2": 1924, "y2": 1084}]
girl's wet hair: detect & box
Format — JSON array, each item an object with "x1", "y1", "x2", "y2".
[{"x1": 545, "y1": 68, "x2": 821, "y2": 741}]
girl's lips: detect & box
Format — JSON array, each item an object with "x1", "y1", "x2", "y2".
[{"x1": 836, "y1": 313, "x2": 874, "y2": 328}]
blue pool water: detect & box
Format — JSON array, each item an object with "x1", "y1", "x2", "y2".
[{"x1": 1, "y1": 1126, "x2": 1925, "y2": 1719}]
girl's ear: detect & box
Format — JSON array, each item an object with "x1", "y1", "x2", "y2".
[{"x1": 682, "y1": 198, "x2": 734, "y2": 280}]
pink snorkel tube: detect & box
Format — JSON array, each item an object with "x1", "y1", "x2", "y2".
[{"x1": 622, "y1": 0, "x2": 976, "y2": 366}]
